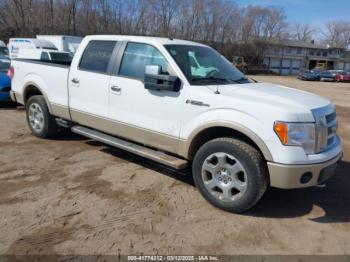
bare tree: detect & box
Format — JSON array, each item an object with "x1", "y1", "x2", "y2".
[
  {"x1": 148, "y1": 0, "x2": 180, "y2": 37},
  {"x1": 290, "y1": 23, "x2": 316, "y2": 42},
  {"x1": 323, "y1": 20, "x2": 350, "y2": 48},
  {"x1": 1, "y1": 0, "x2": 347, "y2": 64}
]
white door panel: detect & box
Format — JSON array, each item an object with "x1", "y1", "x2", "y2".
[
  {"x1": 69, "y1": 71, "x2": 111, "y2": 117},
  {"x1": 108, "y1": 42, "x2": 185, "y2": 139},
  {"x1": 109, "y1": 77, "x2": 183, "y2": 137}
]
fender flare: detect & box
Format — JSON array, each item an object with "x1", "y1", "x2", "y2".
[
  {"x1": 181, "y1": 121, "x2": 273, "y2": 161},
  {"x1": 23, "y1": 81, "x2": 53, "y2": 114}
]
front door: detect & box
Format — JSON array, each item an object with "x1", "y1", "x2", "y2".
[{"x1": 108, "y1": 42, "x2": 185, "y2": 153}]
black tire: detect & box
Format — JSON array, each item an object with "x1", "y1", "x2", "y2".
[
  {"x1": 242, "y1": 67, "x2": 248, "y2": 74},
  {"x1": 26, "y1": 95, "x2": 58, "y2": 138},
  {"x1": 192, "y1": 137, "x2": 269, "y2": 213}
]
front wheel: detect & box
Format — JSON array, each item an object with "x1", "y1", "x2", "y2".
[
  {"x1": 26, "y1": 95, "x2": 58, "y2": 138},
  {"x1": 192, "y1": 138, "x2": 269, "y2": 213}
]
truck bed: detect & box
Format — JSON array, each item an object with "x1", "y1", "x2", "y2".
[{"x1": 11, "y1": 58, "x2": 70, "y2": 118}]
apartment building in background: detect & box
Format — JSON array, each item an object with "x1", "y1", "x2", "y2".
[{"x1": 263, "y1": 39, "x2": 350, "y2": 75}]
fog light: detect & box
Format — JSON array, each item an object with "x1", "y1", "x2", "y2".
[{"x1": 300, "y1": 172, "x2": 313, "y2": 184}]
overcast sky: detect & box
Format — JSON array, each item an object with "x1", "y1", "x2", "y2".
[{"x1": 234, "y1": 0, "x2": 350, "y2": 28}]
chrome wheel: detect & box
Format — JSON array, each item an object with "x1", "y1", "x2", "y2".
[
  {"x1": 201, "y1": 152, "x2": 248, "y2": 202},
  {"x1": 28, "y1": 102, "x2": 45, "y2": 132}
]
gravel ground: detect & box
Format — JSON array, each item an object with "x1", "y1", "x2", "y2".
[{"x1": 0, "y1": 76, "x2": 349, "y2": 256}]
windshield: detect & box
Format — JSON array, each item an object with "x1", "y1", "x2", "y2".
[
  {"x1": 49, "y1": 52, "x2": 73, "y2": 63},
  {"x1": 164, "y1": 45, "x2": 249, "y2": 85}
]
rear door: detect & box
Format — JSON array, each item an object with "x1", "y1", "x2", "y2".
[{"x1": 69, "y1": 40, "x2": 118, "y2": 125}]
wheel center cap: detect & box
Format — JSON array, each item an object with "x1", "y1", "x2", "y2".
[{"x1": 218, "y1": 169, "x2": 232, "y2": 185}]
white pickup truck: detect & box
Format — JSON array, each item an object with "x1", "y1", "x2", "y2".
[{"x1": 10, "y1": 35, "x2": 343, "y2": 213}]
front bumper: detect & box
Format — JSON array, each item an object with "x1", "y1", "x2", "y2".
[{"x1": 268, "y1": 152, "x2": 343, "y2": 189}]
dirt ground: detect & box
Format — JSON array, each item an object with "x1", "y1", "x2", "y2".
[{"x1": 0, "y1": 76, "x2": 350, "y2": 256}]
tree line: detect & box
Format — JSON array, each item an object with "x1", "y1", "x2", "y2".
[{"x1": 0, "y1": 0, "x2": 349, "y2": 62}]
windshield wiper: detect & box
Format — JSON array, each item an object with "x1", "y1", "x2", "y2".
[
  {"x1": 233, "y1": 77, "x2": 249, "y2": 83},
  {"x1": 190, "y1": 77, "x2": 239, "y2": 84}
]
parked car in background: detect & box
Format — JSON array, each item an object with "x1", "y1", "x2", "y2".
[
  {"x1": 319, "y1": 70, "x2": 338, "y2": 82},
  {"x1": 0, "y1": 41, "x2": 10, "y2": 73},
  {"x1": 0, "y1": 72, "x2": 11, "y2": 102},
  {"x1": 335, "y1": 71, "x2": 350, "y2": 82},
  {"x1": 17, "y1": 49, "x2": 73, "y2": 64},
  {"x1": 36, "y1": 35, "x2": 82, "y2": 54},
  {"x1": 297, "y1": 69, "x2": 321, "y2": 81},
  {"x1": 8, "y1": 38, "x2": 57, "y2": 59}
]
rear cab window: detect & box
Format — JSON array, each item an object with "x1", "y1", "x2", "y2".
[
  {"x1": 40, "y1": 52, "x2": 50, "y2": 61},
  {"x1": 49, "y1": 52, "x2": 73, "y2": 63},
  {"x1": 79, "y1": 40, "x2": 117, "y2": 74}
]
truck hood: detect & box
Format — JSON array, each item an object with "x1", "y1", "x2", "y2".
[{"x1": 210, "y1": 82, "x2": 331, "y2": 112}]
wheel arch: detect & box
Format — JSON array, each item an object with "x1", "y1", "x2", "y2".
[
  {"x1": 23, "y1": 83, "x2": 52, "y2": 113},
  {"x1": 182, "y1": 123, "x2": 273, "y2": 162}
]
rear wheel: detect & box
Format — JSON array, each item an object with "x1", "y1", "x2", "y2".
[
  {"x1": 26, "y1": 95, "x2": 58, "y2": 138},
  {"x1": 192, "y1": 138, "x2": 269, "y2": 213}
]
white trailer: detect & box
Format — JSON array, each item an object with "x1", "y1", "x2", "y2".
[
  {"x1": 36, "y1": 35, "x2": 82, "y2": 53},
  {"x1": 8, "y1": 38, "x2": 57, "y2": 59}
]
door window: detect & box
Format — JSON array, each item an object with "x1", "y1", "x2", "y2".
[
  {"x1": 79, "y1": 40, "x2": 117, "y2": 73},
  {"x1": 119, "y1": 43, "x2": 168, "y2": 79}
]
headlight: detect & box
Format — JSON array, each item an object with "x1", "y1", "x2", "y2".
[{"x1": 274, "y1": 121, "x2": 316, "y2": 154}]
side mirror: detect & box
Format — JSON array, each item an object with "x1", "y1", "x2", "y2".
[{"x1": 144, "y1": 65, "x2": 181, "y2": 92}]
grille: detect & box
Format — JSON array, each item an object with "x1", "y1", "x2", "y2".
[
  {"x1": 314, "y1": 109, "x2": 338, "y2": 153},
  {"x1": 326, "y1": 111, "x2": 338, "y2": 147}
]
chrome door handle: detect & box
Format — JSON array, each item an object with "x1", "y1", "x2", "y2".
[
  {"x1": 111, "y1": 86, "x2": 121, "y2": 92},
  {"x1": 71, "y1": 78, "x2": 80, "y2": 84}
]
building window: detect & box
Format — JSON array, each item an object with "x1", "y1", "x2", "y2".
[
  {"x1": 286, "y1": 47, "x2": 292, "y2": 54},
  {"x1": 309, "y1": 50, "x2": 315, "y2": 56},
  {"x1": 316, "y1": 50, "x2": 321, "y2": 56},
  {"x1": 323, "y1": 51, "x2": 328, "y2": 57},
  {"x1": 296, "y1": 48, "x2": 302, "y2": 55}
]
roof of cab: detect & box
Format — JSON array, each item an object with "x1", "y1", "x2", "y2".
[{"x1": 83, "y1": 35, "x2": 206, "y2": 47}]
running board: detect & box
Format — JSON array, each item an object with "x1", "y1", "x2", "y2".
[{"x1": 71, "y1": 125, "x2": 188, "y2": 169}]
